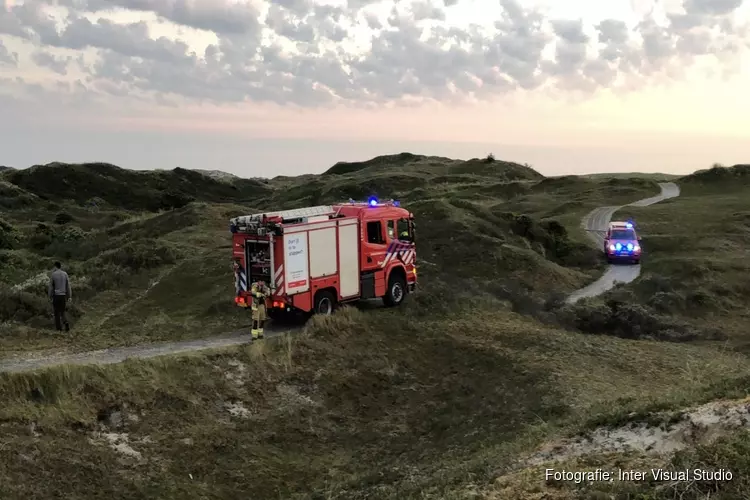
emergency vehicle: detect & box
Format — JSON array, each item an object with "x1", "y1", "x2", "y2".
[
  {"x1": 230, "y1": 198, "x2": 417, "y2": 319},
  {"x1": 604, "y1": 220, "x2": 642, "y2": 264}
]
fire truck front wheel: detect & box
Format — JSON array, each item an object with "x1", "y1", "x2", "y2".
[
  {"x1": 383, "y1": 273, "x2": 407, "y2": 307},
  {"x1": 313, "y1": 290, "x2": 336, "y2": 316}
]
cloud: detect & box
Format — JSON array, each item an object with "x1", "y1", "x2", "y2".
[
  {"x1": 683, "y1": 0, "x2": 744, "y2": 15},
  {"x1": 58, "y1": 0, "x2": 262, "y2": 35},
  {"x1": 1, "y1": 0, "x2": 749, "y2": 109},
  {"x1": 409, "y1": 1, "x2": 445, "y2": 21},
  {"x1": 0, "y1": 39, "x2": 19, "y2": 65},
  {"x1": 49, "y1": 16, "x2": 196, "y2": 63},
  {"x1": 31, "y1": 49, "x2": 72, "y2": 73}
]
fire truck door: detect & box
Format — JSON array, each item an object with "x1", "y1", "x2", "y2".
[{"x1": 362, "y1": 220, "x2": 388, "y2": 270}]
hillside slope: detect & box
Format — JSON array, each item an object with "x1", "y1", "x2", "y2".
[
  {"x1": 323, "y1": 152, "x2": 544, "y2": 181},
  {"x1": 2, "y1": 155, "x2": 749, "y2": 499},
  {"x1": 4, "y1": 162, "x2": 271, "y2": 211},
  {"x1": 678, "y1": 163, "x2": 750, "y2": 194},
  {"x1": 0, "y1": 155, "x2": 667, "y2": 352}
]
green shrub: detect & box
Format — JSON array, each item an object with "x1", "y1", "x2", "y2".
[
  {"x1": 0, "y1": 286, "x2": 49, "y2": 323},
  {"x1": 647, "y1": 291, "x2": 684, "y2": 313},
  {"x1": 502, "y1": 213, "x2": 595, "y2": 267},
  {"x1": 0, "y1": 250, "x2": 34, "y2": 281},
  {"x1": 39, "y1": 226, "x2": 90, "y2": 260},
  {"x1": 54, "y1": 212, "x2": 74, "y2": 225},
  {"x1": 0, "y1": 181, "x2": 36, "y2": 209},
  {"x1": 0, "y1": 218, "x2": 19, "y2": 250},
  {"x1": 27, "y1": 222, "x2": 55, "y2": 251},
  {"x1": 0, "y1": 283, "x2": 83, "y2": 327},
  {"x1": 60, "y1": 226, "x2": 86, "y2": 241},
  {"x1": 87, "y1": 264, "x2": 128, "y2": 291},
  {"x1": 94, "y1": 240, "x2": 180, "y2": 272},
  {"x1": 160, "y1": 190, "x2": 195, "y2": 210},
  {"x1": 557, "y1": 293, "x2": 720, "y2": 342}
]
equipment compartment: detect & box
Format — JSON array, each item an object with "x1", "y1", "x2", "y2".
[{"x1": 245, "y1": 239, "x2": 272, "y2": 284}]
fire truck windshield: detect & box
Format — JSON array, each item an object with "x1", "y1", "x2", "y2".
[{"x1": 397, "y1": 217, "x2": 412, "y2": 240}]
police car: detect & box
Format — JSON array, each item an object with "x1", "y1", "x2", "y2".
[{"x1": 604, "y1": 221, "x2": 642, "y2": 264}]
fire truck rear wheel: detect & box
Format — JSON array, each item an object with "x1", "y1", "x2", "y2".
[
  {"x1": 313, "y1": 290, "x2": 336, "y2": 316},
  {"x1": 383, "y1": 273, "x2": 406, "y2": 307}
]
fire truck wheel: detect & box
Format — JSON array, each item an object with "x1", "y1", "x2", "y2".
[
  {"x1": 383, "y1": 273, "x2": 407, "y2": 307},
  {"x1": 313, "y1": 290, "x2": 336, "y2": 316}
]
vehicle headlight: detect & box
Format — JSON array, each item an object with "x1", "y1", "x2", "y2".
[
  {"x1": 634, "y1": 245, "x2": 641, "y2": 252},
  {"x1": 608, "y1": 244, "x2": 616, "y2": 251}
]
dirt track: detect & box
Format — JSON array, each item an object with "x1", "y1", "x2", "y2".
[
  {"x1": 0, "y1": 323, "x2": 296, "y2": 374},
  {"x1": 565, "y1": 182, "x2": 680, "y2": 304}
]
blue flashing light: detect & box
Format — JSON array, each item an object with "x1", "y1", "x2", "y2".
[
  {"x1": 368, "y1": 197, "x2": 378, "y2": 206},
  {"x1": 626, "y1": 243, "x2": 634, "y2": 250},
  {"x1": 393, "y1": 200, "x2": 400, "y2": 207},
  {"x1": 625, "y1": 222, "x2": 633, "y2": 228},
  {"x1": 615, "y1": 243, "x2": 622, "y2": 250}
]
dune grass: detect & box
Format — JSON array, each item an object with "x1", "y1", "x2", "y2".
[
  {"x1": 2, "y1": 305, "x2": 750, "y2": 499},
  {"x1": 1, "y1": 157, "x2": 750, "y2": 498},
  {"x1": 0, "y1": 155, "x2": 660, "y2": 354}
]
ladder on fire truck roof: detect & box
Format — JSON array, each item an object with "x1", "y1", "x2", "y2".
[
  {"x1": 231, "y1": 205, "x2": 336, "y2": 226},
  {"x1": 231, "y1": 199, "x2": 402, "y2": 227}
]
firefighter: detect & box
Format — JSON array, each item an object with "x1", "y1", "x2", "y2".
[{"x1": 250, "y1": 279, "x2": 270, "y2": 340}]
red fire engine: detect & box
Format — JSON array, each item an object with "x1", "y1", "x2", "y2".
[{"x1": 230, "y1": 198, "x2": 417, "y2": 319}]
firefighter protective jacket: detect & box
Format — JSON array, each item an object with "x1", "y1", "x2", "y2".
[{"x1": 250, "y1": 282, "x2": 270, "y2": 304}]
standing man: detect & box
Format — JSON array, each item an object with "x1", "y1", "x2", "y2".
[
  {"x1": 249, "y1": 279, "x2": 270, "y2": 340},
  {"x1": 49, "y1": 261, "x2": 72, "y2": 332}
]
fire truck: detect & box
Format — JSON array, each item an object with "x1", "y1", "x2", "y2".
[{"x1": 230, "y1": 198, "x2": 417, "y2": 319}]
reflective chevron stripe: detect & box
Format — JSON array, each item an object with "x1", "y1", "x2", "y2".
[
  {"x1": 381, "y1": 240, "x2": 415, "y2": 268},
  {"x1": 275, "y1": 264, "x2": 285, "y2": 294},
  {"x1": 237, "y1": 267, "x2": 248, "y2": 291}
]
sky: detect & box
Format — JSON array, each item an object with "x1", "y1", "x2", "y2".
[{"x1": 1, "y1": 0, "x2": 749, "y2": 177}]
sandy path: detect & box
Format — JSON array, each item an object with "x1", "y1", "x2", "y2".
[{"x1": 0, "y1": 324, "x2": 296, "y2": 374}]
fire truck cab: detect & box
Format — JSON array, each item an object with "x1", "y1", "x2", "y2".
[{"x1": 230, "y1": 198, "x2": 417, "y2": 319}]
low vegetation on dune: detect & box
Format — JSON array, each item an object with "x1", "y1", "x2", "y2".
[
  {"x1": 1, "y1": 156, "x2": 750, "y2": 499},
  {"x1": 3, "y1": 162, "x2": 271, "y2": 210},
  {"x1": 0, "y1": 153, "x2": 658, "y2": 351},
  {"x1": 4, "y1": 305, "x2": 750, "y2": 499}
]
